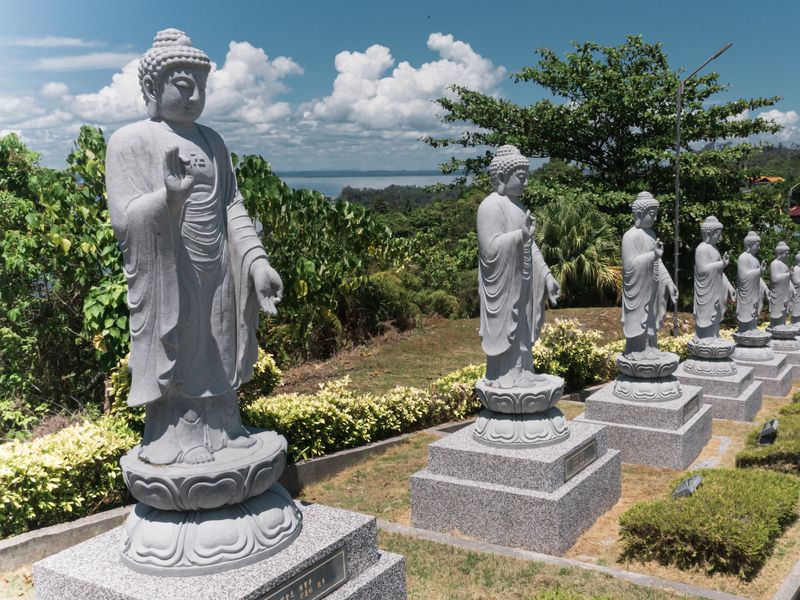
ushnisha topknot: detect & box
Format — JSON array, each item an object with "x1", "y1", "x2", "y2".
[
  {"x1": 488, "y1": 144, "x2": 529, "y2": 184},
  {"x1": 138, "y1": 28, "x2": 211, "y2": 102},
  {"x1": 776, "y1": 241, "x2": 790, "y2": 252},
  {"x1": 744, "y1": 231, "x2": 761, "y2": 246},
  {"x1": 700, "y1": 215, "x2": 723, "y2": 234},
  {"x1": 631, "y1": 191, "x2": 659, "y2": 213}
]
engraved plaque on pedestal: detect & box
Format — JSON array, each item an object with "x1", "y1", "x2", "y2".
[
  {"x1": 262, "y1": 549, "x2": 348, "y2": 600},
  {"x1": 564, "y1": 438, "x2": 598, "y2": 482},
  {"x1": 682, "y1": 395, "x2": 700, "y2": 425}
]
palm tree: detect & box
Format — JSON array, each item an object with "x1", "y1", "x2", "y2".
[{"x1": 535, "y1": 197, "x2": 621, "y2": 306}]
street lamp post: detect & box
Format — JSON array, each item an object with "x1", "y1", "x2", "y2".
[
  {"x1": 672, "y1": 42, "x2": 733, "y2": 337},
  {"x1": 788, "y1": 182, "x2": 800, "y2": 215}
]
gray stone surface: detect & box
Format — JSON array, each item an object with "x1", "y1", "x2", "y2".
[
  {"x1": 429, "y1": 421, "x2": 607, "y2": 493},
  {"x1": 734, "y1": 353, "x2": 792, "y2": 396},
  {"x1": 584, "y1": 383, "x2": 703, "y2": 430},
  {"x1": 735, "y1": 231, "x2": 769, "y2": 332},
  {"x1": 33, "y1": 503, "x2": 406, "y2": 599},
  {"x1": 675, "y1": 363, "x2": 754, "y2": 397},
  {"x1": 576, "y1": 383, "x2": 713, "y2": 469},
  {"x1": 772, "y1": 347, "x2": 800, "y2": 383},
  {"x1": 702, "y1": 381, "x2": 763, "y2": 422},
  {"x1": 410, "y1": 445, "x2": 621, "y2": 556},
  {"x1": 692, "y1": 216, "x2": 735, "y2": 340}
]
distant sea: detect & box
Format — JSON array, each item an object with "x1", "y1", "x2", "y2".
[{"x1": 277, "y1": 171, "x2": 458, "y2": 198}]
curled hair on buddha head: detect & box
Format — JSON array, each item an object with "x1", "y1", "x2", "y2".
[
  {"x1": 631, "y1": 191, "x2": 659, "y2": 214},
  {"x1": 744, "y1": 230, "x2": 761, "y2": 249},
  {"x1": 776, "y1": 241, "x2": 790, "y2": 255},
  {"x1": 488, "y1": 145, "x2": 529, "y2": 195},
  {"x1": 700, "y1": 215, "x2": 723, "y2": 241},
  {"x1": 139, "y1": 28, "x2": 211, "y2": 116}
]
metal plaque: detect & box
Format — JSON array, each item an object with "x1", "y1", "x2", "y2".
[
  {"x1": 564, "y1": 438, "x2": 598, "y2": 482},
  {"x1": 682, "y1": 395, "x2": 699, "y2": 424},
  {"x1": 261, "y1": 548, "x2": 348, "y2": 600}
]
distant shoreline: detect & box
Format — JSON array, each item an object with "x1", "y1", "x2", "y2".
[{"x1": 276, "y1": 169, "x2": 444, "y2": 178}]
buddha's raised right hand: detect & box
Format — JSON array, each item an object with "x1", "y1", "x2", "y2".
[
  {"x1": 654, "y1": 238, "x2": 664, "y2": 259},
  {"x1": 521, "y1": 210, "x2": 536, "y2": 241},
  {"x1": 163, "y1": 145, "x2": 194, "y2": 205}
]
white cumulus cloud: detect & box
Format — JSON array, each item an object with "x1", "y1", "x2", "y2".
[
  {"x1": 32, "y1": 52, "x2": 141, "y2": 71},
  {"x1": 305, "y1": 33, "x2": 506, "y2": 132},
  {"x1": 11, "y1": 36, "x2": 99, "y2": 48}
]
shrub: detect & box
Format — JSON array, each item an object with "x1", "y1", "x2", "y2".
[
  {"x1": 239, "y1": 347, "x2": 283, "y2": 400},
  {"x1": 415, "y1": 289, "x2": 462, "y2": 318},
  {"x1": 619, "y1": 468, "x2": 800, "y2": 580},
  {"x1": 0, "y1": 416, "x2": 136, "y2": 539},
  {"x1": 735, "y1": 403, "x2": 800, "y2": 473},
  {"x1": 429, "y1": 364, "x2": 485, "y2": 420},
  {"x1": 343, "y1": 271, "x2": 420, "y2": 339},
  {"x1": 533, "y1": 319, "x2": 615, "y2": 391}
]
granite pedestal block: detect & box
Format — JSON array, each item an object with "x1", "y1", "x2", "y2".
[
  {"x1": 410, "y1": 421, "x2": 621, "y2": 556},
  {"x1": 33, "y1": 504, "x2": 406, "y2": 600},
  {"x1": 576, "y1": 383, "x2": 712, "y2": 469},
  {"x1": 772, "y1": 347, "x2": 800, "y2": 383},
  {"x1": 733, "y1": 353, "x2": 793, "y2": 397},
  {"x1": 675, "y1": 363, "x2": 763, "y2": 421}
]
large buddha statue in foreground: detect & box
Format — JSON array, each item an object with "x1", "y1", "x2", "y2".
[
  {"x1": 107, "y1": 29, "x2": 283, "y2": 466},
  {"x1": 107, "y1": 29, "x2": 300, "y2": 576}
]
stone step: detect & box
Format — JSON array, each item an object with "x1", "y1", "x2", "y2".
[
  {"x1": 675, "y1": 363, "x2": 754, "y2": 398},
  {"x1": 583, "y1": 383, "x2": 703, "y2": 431},
  {"x1": 426, "y1": 421, "x2": 608, "y2": 493},
  {"x1": 702, "y1": 380, "x2": 763, "y2": 422}
]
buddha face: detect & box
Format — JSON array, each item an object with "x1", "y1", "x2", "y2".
[
  {"x1": 709, "y1": 229, "x2": 722, "y2": 245},
  {"x1": 501, "y1": 166, "x2": 528, "y2": 199},
  {"x1": 777, "y1": 248, "x2": 789, "y2": 262},
  {"x1": 747, "y1": 240, "x2": 761, "y2": 255},
  {"x1": 144, "y1": 67, "x2": 207, "y2": 123},
  {"x1": 636, "y1": 206, "x2": 658, "y2": 228}
]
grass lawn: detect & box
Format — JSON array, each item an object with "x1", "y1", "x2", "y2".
[
  {"x1": 298, "y1": 387, "x2": 800, "y2": 600},
  {"x1": 278, "y1": 308, "x2": 694, "y2": 396}
]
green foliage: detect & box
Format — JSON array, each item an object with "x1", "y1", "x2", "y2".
[
  {"x1": 342, "y1": 271, "x2": 421, "y2": 337},
  {"x1": 619, "y1": 468, "x2": 800, "y2": 580},
  {"x1": 428, "y1": 364, "x2": 485, "y2": 418},
  {"x1": 0, "y1": 417, "x2": 137, "y2": 539},
  {"x1": 735, "y1": 402, "x2": 800, "y2": 473},
  {"x1": 415, "y1": 289, "x2": 462, "y2": 318},
  {"x1": 533, "y1": 196, "x2": 621, "y2": 305},
  {"x1": 339, "y1": 184, "x2": 461, "y2": 212},
  {"x1": 0, "y1": 128, "x2": 123, "y2": 432},
  {"x1": 532, "y1": 319, "x2": 615, "y2": 392}
]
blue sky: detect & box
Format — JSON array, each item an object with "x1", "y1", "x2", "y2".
[{"x1": 1, "y1": 0, "x2": 798, "y2": 170}]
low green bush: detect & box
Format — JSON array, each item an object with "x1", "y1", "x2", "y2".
[
  {"x1": 344, "y1": 271, "x2": 420, "y2": 338},
  {"x1": 619, "y1": 468, "x2": 800, "y2": 580},
  {"x1": 429, "y1": 364, "x2": 484, "y2": 420},
  {"x1": 0, "y1": 416, "x2": 136, "y2": 539},
  {"x1": 735, "y1": 403, "x2": 800, "y2": 473},
  {"x1": 533, "y1": 319, "x2": 615, "y2": 392},
  {"x1": 414, "y1": 289, "x2": 462, "y2": 318}
]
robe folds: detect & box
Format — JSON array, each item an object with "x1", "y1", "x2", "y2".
[
  {"x1": 477, "y1": 193, "x2": 551, "y2": 357},
  {"x1": 769, "y1": 259, "x2": 792, "y2": 320},
  {"x1": 791, "y1": 267, "x2": 800, "y2": 318},
  {"x1": 693, "y1": 242, "x2": 732, "y2": 329},
  {"x1": 621, "y1": 226, "x2": 673, "y2": 339},
  {"x1": 736, "y1": 252, "x2": 768, "y2": 323},
  {"x1": 106, "y1": 119, "x2": 268, "y2": 407}
]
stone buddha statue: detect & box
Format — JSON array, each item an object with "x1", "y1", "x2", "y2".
[
  {"x1": 693, "y1": 216, "x2": 735, "y2": 340},
  {"x1": 791, "y1": 252, "x2": 800, "y2": 324},
  {"x1": 620, "y1": 192, "x2": 678, "y2": 357},
  {"x1": 735, "y1": 231, "x2": 768, "y2": 332},
  {"x1": 107, "y1": 28, "x2": 283, "y2": 466},
  {"x1": 768, "y1": 241, "x2": 792, "y2": 328},
  {"x1": 107, "y1": 29, "x2": 301, "y2": 576},
  {"x1": 473, "y1": 145, "x2": 566, "y2": 446}
]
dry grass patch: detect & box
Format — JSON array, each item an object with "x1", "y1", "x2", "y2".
[{"x1": 0, "y1": 565, "x2": 32, "y2": 599}]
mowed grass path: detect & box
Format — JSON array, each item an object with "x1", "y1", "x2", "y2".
[{"x1": 278, "y1": 307, "x2": 693, "y2": 396}]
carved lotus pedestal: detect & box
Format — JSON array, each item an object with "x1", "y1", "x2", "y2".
[
  {"x1": 119, "y1": 429, "x2": 302, "y2": 576},
  {"x1": 577, "y1": 350, "x2": 712, "y2": 469},
  {"x1": 768, "y1": 325, "x2": 800, "y2": 388},
  {"x1": 731, "y1": 329, "x2": 793, "y2": 397},
  {"x1": 675, "y1": 337, "x2": 762, "y2": 421},
  {"x1": 411, "y1": 372, "x2": 621, "y2": 555}
]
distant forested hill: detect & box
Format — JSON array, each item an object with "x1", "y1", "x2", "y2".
[
  {"x1": 339, "y1": 183, "x2": 462, "y2": 212},
  {"x1": 746, "y1": 145, "x2": 800, "y2": 179}
]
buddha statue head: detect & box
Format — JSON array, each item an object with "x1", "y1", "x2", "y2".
[
  {"x1": 776, "y1": 241, "x2": 790, "y2": 263},
  {"x1": 488, "y1": 145, "x2": 529, "y2": 198},
  {"x1": 700, "y1": 216, "x2": 723, "y2": 245},
  {"x1": 631, "y1": 191, "x2": 659, "y2": 229},
  {"x1": 744, "y1": 231, "x2": 761, "y2": 255},
  {"x1": 139, "y1": 28, "x2": 211, "y2": 122}
]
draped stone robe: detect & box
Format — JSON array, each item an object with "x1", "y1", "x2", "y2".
[
  {"x1": 477, "y1": 193, "x2": 551, "y2": 370},
  {"x1": 106, "y1": 119, "x2": 268, "y2": 408},
  {"x1": 769, "y1": 259, "x2": 792, "y2": 321},
  {"x1": 736, "y1": 252, "x2": 768, "y2": 326},
  {"x1": 693, "y1": 241, "x2": 731, "y2": 339},
  {"x1": 621, "y1": 225, "x2": 673, "y2": 348},
  {"x1": 791, "y1": 266, "x2": 800, "y2": 318}
]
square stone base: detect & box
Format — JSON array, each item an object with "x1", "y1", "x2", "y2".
[
  {"x1": 577, "y1": 383, "x2": 712, "y2": 469},
  {"x1": 410, "y1": 422, "x2": 621, "y2": 555},
  {"x1": 32, "y1": 504, "x2": 406, "y2": 600},
  {"x1": 773, "y1": 348, "x2": 800, "y2": 384},
  {"x1": 733, "y1": 353, "x2": 793, "y2": 397},
  {"x1": 675, "y1": 364, "x2": 763, "y2": 421}
]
